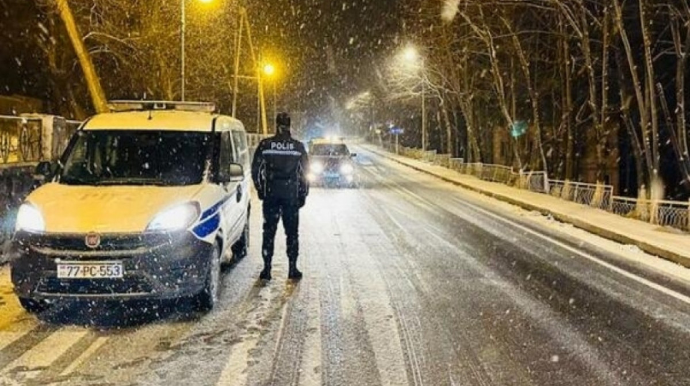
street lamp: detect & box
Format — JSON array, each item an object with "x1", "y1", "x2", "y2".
[
  {"x1": 181, "y1": 0, "x2": 215, "y2": 101},
  {"x1": 263, "y1": 64, "x2": 275, "y2": 77},
  {"x1": 400, "y1": 45, "x2": 427, "y2": 152},
  {"x1": 263, "y1": 62, "x2": 277, "y2": 123}
]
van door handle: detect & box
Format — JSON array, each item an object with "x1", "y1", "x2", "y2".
[{"x1": 236, "y1": 185, "x2": 243, "y2": 203}]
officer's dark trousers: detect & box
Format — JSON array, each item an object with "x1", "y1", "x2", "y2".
[{"x1": 262, "y1": 197, "x2": 300, "y2": 267}]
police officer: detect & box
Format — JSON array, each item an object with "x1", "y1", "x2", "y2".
[{"x1": 251, "y1": 112, "x2": 309, "y2": 281}]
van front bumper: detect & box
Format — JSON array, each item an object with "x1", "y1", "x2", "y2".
[{"x1": 11, "y1": 231, "x2": 213, "y2": 301}]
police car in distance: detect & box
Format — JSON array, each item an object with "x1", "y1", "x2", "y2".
[
  {"x1": 307, "y1": 138, "x2": 357, "y2": 187},
  {"x1": 11, "y1": 100, "x2": 251, "y2": 313}
]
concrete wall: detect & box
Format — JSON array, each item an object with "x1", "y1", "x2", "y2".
[{"x1": 0, "y1": 164, "x2": 36, "y2": 263}]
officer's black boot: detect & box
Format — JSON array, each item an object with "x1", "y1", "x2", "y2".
[
  {"x1": 260, "y1": 257, "x2": 272, "y2": 281},
  {"x1": 288, "y1": 260, "x2": 302, "y2": 280}
]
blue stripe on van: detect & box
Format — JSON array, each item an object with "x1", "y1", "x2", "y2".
[
  {"x1": 193, "y1": 213, "x2": 221, "y2": 238},
  {"x1": 200, "y1": 195, "x2": 232, "y2": 221}
]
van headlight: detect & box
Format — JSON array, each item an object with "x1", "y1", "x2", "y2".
[
  {"x1": 311, "y1": 161, "x2": 324, "y2": 174},
  {"x1": 340, "y1": 164, "x2": 354, "y2": 174},
  {"x1": 15, "y1": 204, "x2": 45, "y2": 233},
  {"x1": 147, "y1": 202, "x2": 200, "y2": 232}
]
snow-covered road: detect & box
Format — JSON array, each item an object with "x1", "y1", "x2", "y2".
[{"x1": 1, "y1": 148, "x2": 689, "y2": 385}]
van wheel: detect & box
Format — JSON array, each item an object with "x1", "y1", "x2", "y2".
[
  {"x1": 232, "y1": 215, "x2": 250, "y2": 260},
  {"x1": 19, "y1": 297, "x2": 49, "y2": 314},
  {"x1": 194, "y1": 243, "x2": 221, "y2": 312}
]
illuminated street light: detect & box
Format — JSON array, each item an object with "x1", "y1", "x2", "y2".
[
  {"x1": 263, "y1": 63, "x2": 276, "y2": 77},
  {"x1": 403, "y1": 46, "x2": 419, "y2": 63},
  {"x1": 397, "y1": 44, "x2": 427, "y2": 151},
  {"x1": 181, "y1": 0, "x2": 216, "y2": 101},
  {"x1": 260, "y1": 62, "x2": 279, "y2": 124}
]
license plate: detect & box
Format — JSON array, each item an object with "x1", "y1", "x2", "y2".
[
  {"x1": 57, "y1": 262, "x2": 124, "y2": 279},
  {"x1": 325, "y1": 172, "x2": 340, "y2": 178}
]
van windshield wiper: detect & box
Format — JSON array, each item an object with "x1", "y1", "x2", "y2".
[{"x1": 59, "y1": 176, "x2": 99, "y2": 186}]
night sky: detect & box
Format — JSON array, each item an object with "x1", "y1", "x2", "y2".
[
  {"x1": 0, "y1": 0, "x2": 405, "y2": 125},
  {"x1": 250, "y1": 0, "x2": 404, "y2": 123}
]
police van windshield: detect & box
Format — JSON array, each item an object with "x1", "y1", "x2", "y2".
[
  {"x1": 311, "y1": 144, "x2": 349, "y2": 157},
  {"x1": 59, "y1": 130, "x2": 211, "y2": 186}
]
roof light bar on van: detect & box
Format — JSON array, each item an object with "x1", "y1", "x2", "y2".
[{"x1": 107, "y1": 100, "x2": 217, "y2": 113}]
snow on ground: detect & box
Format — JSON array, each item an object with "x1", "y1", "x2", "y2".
[{"x1": 365, "y1": 145, "x2": 690, "y2": 285}]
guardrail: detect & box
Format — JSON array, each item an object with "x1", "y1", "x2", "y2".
[
  {"x1": 549, "y1": 180, "x2": 614, "y2": 210},
  {"x1": 380, "y1": 143, "x2": 690, "y2": 232}
]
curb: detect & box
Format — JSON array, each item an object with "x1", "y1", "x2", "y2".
[{"x1": 366, "y1": 147, "x2": 690, "y2": 268}]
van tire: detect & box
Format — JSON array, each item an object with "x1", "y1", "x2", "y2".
[
  {"x1": 194, "y1": 243, "x2": 221, "y2": 312},
  {"x1": 19, "y1": 298, "x2": 49, "y2": 314},
  {"x1": 232, "y1": 214, "x2": 250, "y2": 260}
]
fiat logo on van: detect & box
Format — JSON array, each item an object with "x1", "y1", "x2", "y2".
[{"x1": 85, "y1": 233, "x2": 101, "y2": 249}]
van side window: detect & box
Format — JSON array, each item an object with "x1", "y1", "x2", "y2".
[
  {"x1": 232, "y1": 130, "x2": 248, "y2": 165},
  {"x1": 220, "y1": 132, "x2": 233, "y2": 170}
]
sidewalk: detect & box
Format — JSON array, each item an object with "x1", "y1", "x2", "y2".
[{"x1": 365, "y1": 145, "x2": 690, "y2": 268}]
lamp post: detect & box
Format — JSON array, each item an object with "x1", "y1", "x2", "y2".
[
  {"x1": 401, "y1": 46, "x2": 426, "y2": 151},
  {"x1": 181, "y1": 0, "x2": 214, "y2": 101},
  {"x1": 263, "y1": 63, "x2": 277, "y2": 121}
]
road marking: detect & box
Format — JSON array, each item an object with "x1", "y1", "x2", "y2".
[
  {"x1": 0, "y1": 328, "x2": 35, "y2": 353},
  {"x1": 1, "y1": 329, "x2": 87, "y2": 379},
  {"x1": 216, "y1": 334, "x2": 256, "y2": 386},
  {"x1": 216, "y1": 285, "x2": 285, "y2": 386},
  {"x1": 297, "y1": 286, "x2": 322, "y2": 386},
  {"x1": 59, "y1": 336, "x2": 108, "y2": 376}
]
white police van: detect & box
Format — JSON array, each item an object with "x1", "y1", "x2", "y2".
[{"x1": 11, "y1": 101, "x2": 251, "y2": 313}]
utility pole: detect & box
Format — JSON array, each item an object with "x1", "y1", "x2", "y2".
[
  {"x1": 231, "y1": 9, "x2": 244, "y2": 117},
  {"x1": 421, "y1": 57, "x2": 427, "y2": 152},
  {"x1": 55, "y1": 0, "x2": 108, "y2": 113},
  {"x1": 273, "y1": 82, "x2": 277, "y2": 123},
  {"x1": 229, "y1": 6, "x2": 268, "y2": 134},
  {"x1": 180, "y1": 0, "x2": 186, "y2": 101}
]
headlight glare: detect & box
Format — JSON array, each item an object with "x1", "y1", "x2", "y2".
[
  {"x1": 340, "y1": 164, "x2": 354, "y2": 174},
  {"x1": 147, "y1": 202, "x2": 200, "y2": 232},
  {"x1": 311, "y1": 161, "x2": 324, "y2": 174},
  {"x1": 15, "y1": 204, "x2": 45, "y2": 233}
]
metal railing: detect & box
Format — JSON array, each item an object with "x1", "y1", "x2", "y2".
[
  {"x1": 380, "y1": 143, "x2": 690, "y2": 232},
  {"x1": 548, "y1": 180, "x2": 614, "y2": 210}
]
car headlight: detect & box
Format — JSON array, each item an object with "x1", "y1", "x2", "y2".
[
  {"x1": 147, "y1": 202, "x2": 200, "y2": 232},
  {"x1": 15, "y1": 204, "x2": 45, "y2": 233},
  {"x1": 340, "y1": 164, "x2": 354, "y2": 174},
  {"x1": 311, "y1": 161, "x2": 324, "y2": 174}
]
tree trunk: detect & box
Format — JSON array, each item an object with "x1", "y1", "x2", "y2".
[
  {"x1": 615, "y1": 42, "x2": 648, "y2": 197},
  {"x1": 672, "y1": 14, "x2": 690, "y2": 184},
  {"x1": 562, "y1": 20, "x2": 575, "y2": 180},
  {"x1": 441, "y1": 101, "x2": 454, "y2": 155},
  {"x1": 613, "y1": 0, "x2": 654, "y2": 189},
  {"x1": 502, "y1": 17, "x2": 548, "y2": 173},
  {"x1": 54, "y1": 0, "x2": 108, "y2": 113}
]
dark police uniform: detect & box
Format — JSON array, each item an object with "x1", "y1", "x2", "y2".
[{"x1": 251, "y1": 114, "x2": 309, "y2": 280}]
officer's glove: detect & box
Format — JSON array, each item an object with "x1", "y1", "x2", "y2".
[
  {"x1": 257, "y1": 190, "x2": 265, "y2": 201},
  {"x1": 298, "y1": 195, "x2": 306, "y2": 208}
]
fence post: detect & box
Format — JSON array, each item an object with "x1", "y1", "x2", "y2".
[
  {"x1": 573, "y1": 183, "x2": 579, "y2": 204},
  {"x1": 650, "y1": 199, "x2": 659, "y2": 225},
  {"x1": 592, "y1": 182, "x2": 603, "y2": 209}
]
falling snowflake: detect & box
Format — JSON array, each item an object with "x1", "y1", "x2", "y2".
[{"x1": 442, "y1": 0, "x2": 461, "y2": 22}]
